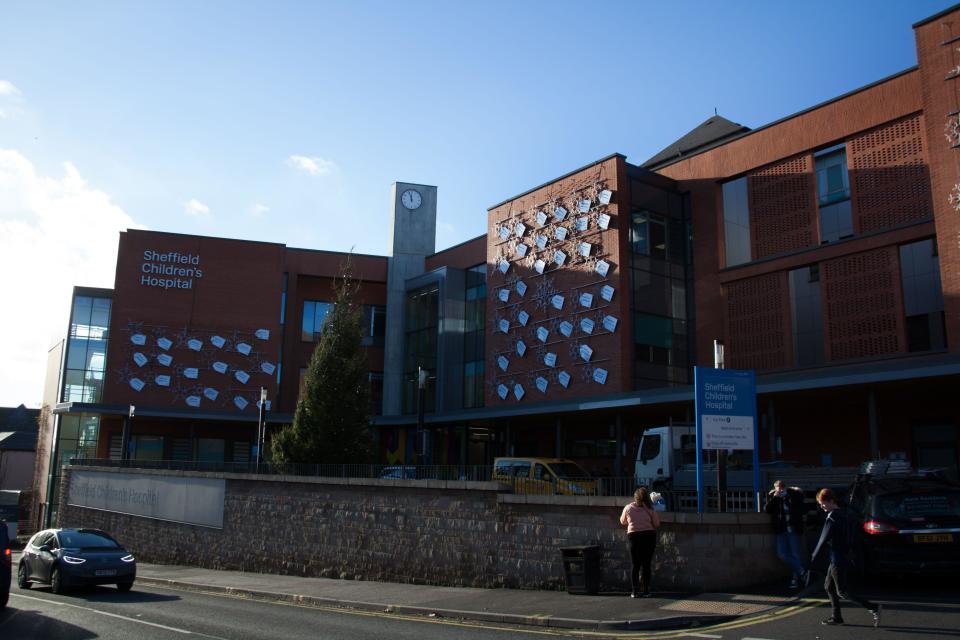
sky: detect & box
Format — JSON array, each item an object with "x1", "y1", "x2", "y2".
[{"x1": 0, "y1": 0, "x2": 949, "y2": 408}]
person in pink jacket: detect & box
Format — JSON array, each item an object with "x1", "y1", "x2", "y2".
[{"x1": 620, "y1": 486, "x2": 661, "y2": 598}]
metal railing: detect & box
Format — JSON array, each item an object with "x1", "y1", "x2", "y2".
[
  {"x1": 67, "y1": 459, "x2": 764, "y2": 512},
  {"x1": 68, "y1": 458, "x2": 494, "y2": 481}
]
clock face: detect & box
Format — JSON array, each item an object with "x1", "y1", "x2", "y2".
[{"x1": 401, "y1": 189, "x2": 422, "y2": 210}]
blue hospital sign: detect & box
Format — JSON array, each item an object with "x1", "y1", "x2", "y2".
[{"x1": 695, "y1": 367, "x2": 757, "y2": 450}]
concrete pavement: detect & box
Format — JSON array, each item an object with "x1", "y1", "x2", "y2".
[{"x1": 129, "y1": 560, "x2": 801, "y2": 632}]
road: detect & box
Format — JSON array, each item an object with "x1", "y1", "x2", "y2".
[{"x1": 2, "y1": 571, "x2": 958, "y2": 639}]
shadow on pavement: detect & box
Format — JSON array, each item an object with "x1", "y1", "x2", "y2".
[{"x1": 0, "y1": 605, "x2": 98, "y2": 640}]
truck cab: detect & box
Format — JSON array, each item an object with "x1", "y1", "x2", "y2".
[{"x1": 635, "y1": 425, "x2": 696, "y2": 488}]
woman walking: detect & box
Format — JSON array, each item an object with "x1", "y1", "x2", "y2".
[{"x1": 620, "y1": 486, "x2": 661, "y2": 598}]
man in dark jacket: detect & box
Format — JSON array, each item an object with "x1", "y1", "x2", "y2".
[
  {"x1": 812, "y1": 488, "x2": 881, "y2": 627},
  {"x1": 765, "y1": 480, "x2": 806, "y2": 587}
]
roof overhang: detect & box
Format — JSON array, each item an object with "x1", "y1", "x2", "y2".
[{"x1": 372, "y1": 352, "x2": 960, "y2": 426}]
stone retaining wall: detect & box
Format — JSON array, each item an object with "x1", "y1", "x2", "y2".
[{"x1": 59, "y1": 467, "x2": 786, "y2": 592}]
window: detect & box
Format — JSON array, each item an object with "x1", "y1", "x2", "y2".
[
  {"x1": 463, "y1": 264, "x2": 486, "y2": 409},
  {"x1": 815, "y1": 147, "x2": 853, "y2": 243},
  {"x1": 640, "y1": 434, "x2": 661, "y2": 462},
  {"x1": 634, "y1": 312, "x2": 673, "y2": 368},
  {"x1": 197, "y1": 438, "x2": 225, "y2": 463},
  {"x1": 788, "y1": 265, "x2": 824, "y2": 366},
  {"x1": 722, "y1": 177, "x2": 751, "y2": 266},
  {"x1": 301, "y1": 300, "x2": 335, "y2": 341},
  {"x1": 368, "y1": 372, "x2": 384, "y2": 415},
  {"x1": 631, "y1": 212, "x2": 667, "y2": 260},
  {"x1": 403, "y1": 284, "x2": 439, "y2": 414},
  {"x1": 131, "y1": 435, "x2": 164, "y2": 461},
  {"x1": 361, "y1": 305, "x2": 386, "y2": 347},
  {"x1": 900, "y1": 239, "x2": 946, "y2": 352}
]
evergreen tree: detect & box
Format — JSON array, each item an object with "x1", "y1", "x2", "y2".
[{"x1": 271, "y1": 262, "x2": 373, "y2": 464}]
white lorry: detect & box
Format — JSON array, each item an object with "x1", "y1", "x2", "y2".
[{"x1": 635, "y1": 424, "x2": 858, "y2": 495}]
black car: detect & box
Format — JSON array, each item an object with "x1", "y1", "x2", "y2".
[
  {"x1": 18, "y1": 528, "x2": 136, "y2": 594},
  {"x1": 1, "y1": 520, "x2": 10, "y2": 609},
  {"x1": 847, "y1": 464, "x2": 960, "y2": 575}
]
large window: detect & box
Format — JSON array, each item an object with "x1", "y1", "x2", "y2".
[
  {"x1": 361, "y1": 304, "x2": 386, "y2": 347},
  {"x1": 62, "y1": 295, "x2": 111, "y2": 403},
  {"x1": 301, "y1": 300, "x2": 334, "y2": 341},
  {"x1": 788, "y1": 265, "x2": 824, "y2": 366},
  {"x1": 900, "y1": 239, "x2": 946, "y2": 352},
  {"x1": 631, "y1": 212, "x2": 667, "y2": 260},
  {"x1": 403, "y1": 284, "x2": 439, "y2": 414},
  {"x1": 722, "y1": 177, "x2": 751, "y2": 266},
  {"x1": 816, "y1": 146, "x2": 853, "y2": 244},
  {"x1": 463, "y1": 264, "x2": 486, "y2": 409}
]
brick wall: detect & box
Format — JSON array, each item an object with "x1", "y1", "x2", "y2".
[
  {"x1": 485, "y1": 156, "x2": 630, "y2": 403},
  {"x1": 59, "y1": 467, "x2": 785, "y2": 593}
]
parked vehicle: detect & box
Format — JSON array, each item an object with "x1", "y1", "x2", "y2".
[
  {"x1": 1, "y1": 518, "x2": 10, "y2": 609},
  {"x1": 0, "y1": 490, "x2": 20, "y2": 540},
  {"x1": 846, "y1": 460, "x2": 960, "y2": 575},
  {"x1": 634, "y1": 424, "x2": 858, "y2": 494},
  {"x1": 379, "y1": 465, "x2": 417, "y2": 479},
  {"x1": 493, "y1": 457, "x2": 596, "y2": 495},
  {"x1": 18, "y1": 528, "x2": 136, "y2": 594}
]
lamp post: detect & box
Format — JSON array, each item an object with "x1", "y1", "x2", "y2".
[
  {"x1": 714, "y1": 340, "x2": 727, "y2": 513},
  {"x1": 416, "y1": 367, "x2": 427, "y2": 466},
  {"x1": 256, "y1": 388, "x2": 268, "y2": 473},
  {"x1": 120, "y1": 404, "x2": 134, "y2": 463}
]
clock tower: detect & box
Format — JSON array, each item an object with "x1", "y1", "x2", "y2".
[{"x1": 382, "y1": 182, "x2": 438, "y2": 416}]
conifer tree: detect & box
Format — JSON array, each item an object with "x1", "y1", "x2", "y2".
[{"x1": 271, "y1": 262, "x2": 373, "y2": 464}]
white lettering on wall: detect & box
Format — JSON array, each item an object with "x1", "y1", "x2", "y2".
[{"x1": 139, "y1": 250, "x2": 204, "y2": 290}]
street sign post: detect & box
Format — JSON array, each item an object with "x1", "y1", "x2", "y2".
[{"x1": 694, "y1": 366, "x2": 759, "y2": 513}]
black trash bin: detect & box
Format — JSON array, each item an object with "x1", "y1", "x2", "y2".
[{"x1": 560, "y1": 545, "x2": 600, "y2": 595}]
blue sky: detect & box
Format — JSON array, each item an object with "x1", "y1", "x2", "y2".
[{"x1": 0, "y1": 0, "x2": 949, "y2": 406}]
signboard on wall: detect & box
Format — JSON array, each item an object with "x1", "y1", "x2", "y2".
[{"x1": 68, "y1": 470, "x2": 225, "y2": 529}]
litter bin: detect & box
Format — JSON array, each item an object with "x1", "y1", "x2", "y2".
[{"x1": 560, "y1": 545, "x2": 600, "y2": 595}]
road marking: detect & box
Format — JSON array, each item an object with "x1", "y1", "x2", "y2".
[
  {"x1": 10, "y1": 592, "x2": 229, "y2": 639},
  {"x1": 686, "y1": 634, "x2": 723, "y2": 638}
]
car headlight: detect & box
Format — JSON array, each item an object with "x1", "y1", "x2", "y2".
[
  {"x1": 62, "y1": 555, "x2": 86, "y2": 564},
  {"x1": 121, "y1": 554, "x2": 136, "y2": 563}
]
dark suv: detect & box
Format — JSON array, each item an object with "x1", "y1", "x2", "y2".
[
  {"x1": 1, "y1": 520, "x2": 10, "y2": 609},
  {"x1": 847, "y1": 462, "x2": 960, "y2": 575}
]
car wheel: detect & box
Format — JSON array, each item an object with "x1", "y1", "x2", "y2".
[
  {"x1": 0, "y1": 588, "x2": 7, "y2": 609},
  {"x1": 50, "y1": 567, "x2": 64, "y2": 595},
  {"x1": 17, "y1": 562, "x2": 31, "y2": 589},
  {"x1": 116, "y1": 581, "x2": 134, "y2": 593}
]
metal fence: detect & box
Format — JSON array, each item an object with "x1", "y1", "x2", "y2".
[{"x1": 66, "y1": 459, "x2": 763, "y2": 512}]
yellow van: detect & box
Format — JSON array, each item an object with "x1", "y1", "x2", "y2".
[{"x1": 493, "y1": 457, "x2": 597, "y2": 495}]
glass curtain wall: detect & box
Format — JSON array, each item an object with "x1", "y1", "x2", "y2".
[
  {"x1": 62, "y1": 295, "x2": 111, "y2": 403},
  {"x1": 463, "y1": 265, "x2": 486, "y2": 409},
  {"x1": 630, "y1": 211, "x2": 690, "y2": 389},
  {"x1": 52, "y1": 292, "x2": 111, "y2": 525},
  {"x1": 403, "y1": 284, "x2": 439, "y2": 414}
]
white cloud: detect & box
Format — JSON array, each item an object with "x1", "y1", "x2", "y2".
[
  {"x1": 0, "y1": 80, "x2": 21, "y2": 96},
  {"x1": 184, "y1": 198, "x2": 210, "y2": 216},
  {"x1": 0, "y1": 149, "x2": 141, "y2": 407},
  {"x1": 286, "y1": 154, "x2": 336, "y2": 176},
  {"x1": 250, "y1": 203, "x2": 270, "y2": 217}
]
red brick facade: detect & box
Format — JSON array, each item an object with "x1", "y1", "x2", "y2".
[
  {"x1": 915, "y1": 10, "x2": 960, "y2": 354},
  {"x1": 484, "y1": 156, "x2": 630, "y2": 404}
]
